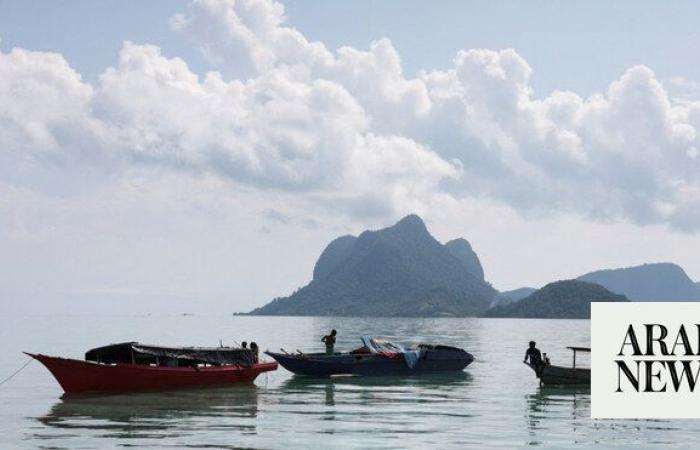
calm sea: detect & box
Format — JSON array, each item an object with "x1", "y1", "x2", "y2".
[{"x1": 0, "y1": 315, "x2": 697, "y2": 449}]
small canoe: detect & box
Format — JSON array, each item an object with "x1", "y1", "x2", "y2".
[
  {"x1": 526, "y1": 346, "x2": 590, "y2": 386},
  {"x1": 267, "y1": 336, "x2": 474, "y2": 377},
  {"x1": 27, "y1": 342, "x2": 277, "y2": 395}
]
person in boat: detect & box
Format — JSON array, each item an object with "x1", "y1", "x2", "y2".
[
  {"x1": 250, "y1": 342, "x2": 259, "y2": 363},
  {"x1": 321, "y1": 330, "x2": 337, "y2": 355},
  {"x1": 523, "y1": 341, "x2": 544, "y2": 372},
  {"x1": 240, "y1": 341, "x2": 254, "y2": 364}
]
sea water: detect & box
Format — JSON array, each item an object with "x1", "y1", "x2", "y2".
[{"x1": 0, "y1": 314, "x2": 697, "y2": 449}]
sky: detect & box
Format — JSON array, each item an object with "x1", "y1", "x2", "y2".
[{"x1": 1, "y1": 0, "x2": 699, "y2": 314}]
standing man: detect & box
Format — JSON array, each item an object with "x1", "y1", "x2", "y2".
[
  {"x1": 241, "y1": 341, "x2": 252, "y2": 364},
  {"x1": 322, "y1": 329, "x2": 337, "y2": 355},
  {"x1": 249, "y1": 342, "x2": 259, "y2": 363}
]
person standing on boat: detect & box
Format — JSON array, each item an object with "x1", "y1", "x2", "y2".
[
  {"x1": 322, "y1": 330, "x2": 337, "y2": 355},
  {"x1": 240, "y1": 341, "x2": 253, "y2": 364},
  {"x1": 523, "y1": 341, "x2": 543, "y2": 370},
  {"x1": 250, "y1": 342, "x2": 259, "y2": 363}
]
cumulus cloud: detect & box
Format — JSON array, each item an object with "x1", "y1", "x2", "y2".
[
  {"x1": 1, "y1": 39, "x2": 458, "y2": 218},
  {"x1": 0, "y1": 48, "x2": 105, "y2": 164},
  {"x1": 1, "y1": 0, "x2": 700, "y2": 229}
]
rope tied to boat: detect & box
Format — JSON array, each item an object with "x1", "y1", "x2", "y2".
[{"x1": 0, "y1": 357, "x2": 33, "y2": 387}]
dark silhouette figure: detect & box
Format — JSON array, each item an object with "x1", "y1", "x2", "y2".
[
  {"x1": 250, "y1": 342, "x2": 259, "y2": 363},
  {"x1": 241, "y1": 341, "x2": 248, "y2": 349},
  {"x1": 524, "y1": 341, "x2": 543, "y2": 371},
  {"x1": 322, "y1": 330, "x2": 337, "y2": 355}
]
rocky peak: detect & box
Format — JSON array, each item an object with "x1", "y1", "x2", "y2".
[{"x1": 445, "y1": 238, "x2": 485, "y2": 281}]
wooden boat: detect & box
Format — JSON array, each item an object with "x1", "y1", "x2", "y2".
[
  {"x1": 526, "y1": 346, "x2": 590, "y2": 386},
  {"x1": 27, "y1": 342, "x2": 277, "y2": 395},
  {"x1": 266, "y1": 336, "x2": 474, "y2": 377}
]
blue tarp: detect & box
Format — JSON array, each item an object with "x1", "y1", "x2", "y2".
[{"x1": 360, "y1": 336, "x2": 423, "y2": 369}]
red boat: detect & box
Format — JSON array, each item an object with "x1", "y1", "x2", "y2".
[{"x1": 26, "y1": 342, "x2": 277, "y2": 395}]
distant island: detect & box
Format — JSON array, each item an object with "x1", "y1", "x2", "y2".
[
  {"x1": 251, "y1": 215, "x2": 496, "y2": 317},
  {"x1": 484, "y1": 280, "x2": 628, "y2": 319},
  {"x1": 578, "y1": 263, "x2": 700, "y2": 301},
  {"x1": 249, "y1": 214, "x2": 699, "y2": 318}
]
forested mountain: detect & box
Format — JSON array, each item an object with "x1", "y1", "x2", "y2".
[
  {"x1": 251, "y1": 215, "x2": 496, "y2": 317},
  {"x1": 484, "y1": 280, "x2": 628, "y2": 319}
]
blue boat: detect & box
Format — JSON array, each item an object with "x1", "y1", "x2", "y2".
[{"x1": 266, "y1": 336, "x2": 474, "y2": 377}]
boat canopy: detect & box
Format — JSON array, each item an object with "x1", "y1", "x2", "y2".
[
  {"x1": 566, "y1": 346, "x2": 591, "y2": 369},
  {"x1": 85, "y1": 342, "x2": 254, "y2": 366},
  {"x1": 566, "y1": 346, "x2": 591, "y2": 352}
]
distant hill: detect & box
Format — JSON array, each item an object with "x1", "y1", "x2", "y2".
[
  {"x1": 491, "y1": 287, "x2": 537, "y2": 306},
  {"x1": 250, "y1": 215, "x2": 496, "y2": 317},
  {"x1": 578, "y1": 263, "x2": 700, "y2": 301},
  {"x1": 484, "y1": 280, "x2": 628, "y2": 319}
]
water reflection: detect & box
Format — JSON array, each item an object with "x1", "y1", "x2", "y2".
[
  {"x1": 526, "y1": 386, "x2": 590, "y2": 424},
  {"x1": 522, "y1": 385, "x2": 700, "y2": 446},
  {"x1": 281, "y1": 371, "x2": 473, "y2": 392},
  {"x1": 35, "y1": 386, "x2": 259, "y2": 440},
  {"x1": 524, "y1": 385, "x2": 590, "y2": 446},
  {"x1": 279, "y1": 372, "x2": 474, "y2": 419},
  {"x1": 271, "y1": 372, "x2": 477, "y2": 437}
]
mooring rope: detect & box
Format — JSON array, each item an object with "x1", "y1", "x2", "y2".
[{"x1": 0, "y1": 357, "x2": 33, "y2": 387}]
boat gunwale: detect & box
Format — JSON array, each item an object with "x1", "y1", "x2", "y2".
[{"x1": 26, "y1": 352, "x2": 277, "y2": 373}]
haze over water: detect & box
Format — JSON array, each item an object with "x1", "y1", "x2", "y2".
[{"x1": 1, "y1": 315, "x2": 697, "y2": 449}]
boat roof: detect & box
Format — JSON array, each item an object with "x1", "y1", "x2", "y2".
[
  {"x1": 85, "y1": 342, "x2": 253, "y2": 365},
  {"x1": 566, "y1": 346, "x2": 591, "y2": 352}
]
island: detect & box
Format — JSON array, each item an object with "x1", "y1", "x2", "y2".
[
  {"x1": 483, "y1": 280, "x2": 628, "y2": 319},
  {"x1": 250, "y1": 215, "x2": 496, "y2": 317}
]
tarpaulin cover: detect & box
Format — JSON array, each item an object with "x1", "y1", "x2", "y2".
[{"x1": 360, "y1": 336, "x2": 424, "y2": 369}]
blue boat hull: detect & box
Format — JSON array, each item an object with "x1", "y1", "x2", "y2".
[{"x1": 266, "y1": 349, "x2": 474, "y2": 377}]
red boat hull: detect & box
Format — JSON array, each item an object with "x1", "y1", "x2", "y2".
[{"x1": 27, "y1": 353, "x2": 277, "y2": 395}]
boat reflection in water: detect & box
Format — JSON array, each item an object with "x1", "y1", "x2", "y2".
[
  {"x1": 525, "y1": 385, "x2": 590, "y2": 445},
  {"x1": 526, "y1": 386, "x2": 590, "y2": 422},
  {"x1": 283, "y1": 370, "x2": 473, "y2": 388},
  {"x1": 281, "y1": 371, "x2": 474, "y2": 405},
  {"x1": 524, "y1": 384, "x2": 687, "y2": 446},
  {"x1": 35, "y1": 385, "x2": 260, "y2": 441},
  {"x1": 279, "y1": 372, "x2": 475, "y2": 424}
]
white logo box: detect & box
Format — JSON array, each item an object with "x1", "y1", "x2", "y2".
[{"x1": 592, "y1": 302, "x2": 700, "y2": 418}]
